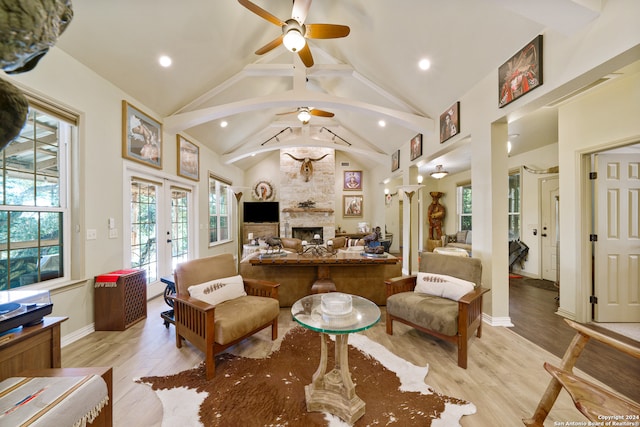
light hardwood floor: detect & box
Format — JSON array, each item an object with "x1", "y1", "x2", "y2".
[{"x1": 62, "y1": 296, "x2": 604, "y2": 427}]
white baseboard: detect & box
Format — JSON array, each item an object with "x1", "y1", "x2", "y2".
[
  {"x1": 61, "y1": 323, "x2": 95, "y2": 348},
  {"x1": 483, "y1": 313, "x2": 514, "y2": 327},
  {"x1": 555, "y1": 307, "x2": 576, "y2": 320}
]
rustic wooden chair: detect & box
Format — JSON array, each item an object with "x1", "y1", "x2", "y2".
[
  {"x1": 173, "y1": 253, "x2": 280, "y2": 379},
  {"x1": 523, "y1": 319, "x2": 640, "y2": 426},
  {"x1": 385, "y1": 252, "x2": 489, "y2": 368}
]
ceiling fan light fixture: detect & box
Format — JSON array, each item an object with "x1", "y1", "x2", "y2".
[
  {"x1": 283, "y1": 27, "x2": 306, "y2": 52},
  {"x1": 297, "y1": 108, "x2": 311, "y2": 123},
  {"x1": 430, "y1": 165, "x2": 449, "y2": 179}
]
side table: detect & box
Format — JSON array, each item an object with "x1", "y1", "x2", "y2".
[{"x1": 291, "y1": 294, "x2": 380, "y2": 424}]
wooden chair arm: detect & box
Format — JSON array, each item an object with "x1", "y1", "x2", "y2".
[
  {"x1": 385, "y1": 276, "x2": 417, "y2": 297},
  {"x1": 243, "y1": 278, "x2": 280, "y2": 299},
  {"x1": 458, "y1": 287, "x2": 490, "y2": 305},
  {"x1": 172, "y1": 294, "x2": 216, "y2": 312}
]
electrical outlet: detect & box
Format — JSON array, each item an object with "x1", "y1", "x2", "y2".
[
  {"x1": 109, "y1": 228, "x2": 118, "y2": 239},
  {"x1": 86, "y1": 229, "x2": 97, "y2": 240}
]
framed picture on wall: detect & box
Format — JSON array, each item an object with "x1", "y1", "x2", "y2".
[
  {"x1": 439, "y1": 101, "x2": 460, "y2": 143},
  {"x1": 343, "y1": 195, "x2": 363, "y2": 217},
  {"x1": 391, "y1": 150, "x2": 400, "y2": 172},
  {"x1": 343, "y1": 170, "x2": 362, "y2": 190},
  {"x1": 122, "y1": 100, "x2": 163, "y2": 169},
  {"x1": 177, "y1": 135, "x2": 199, "y2": 181},
  {"x1": 410, "y1": 134, "x2": 422, "y2": 160},
  {"x1": 499, "y1": 35, "x2": 543, "y2": 108}
]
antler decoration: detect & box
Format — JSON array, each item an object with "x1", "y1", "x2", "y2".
[{"x1": 284, "y1": 152, "x2": 329, "y2": 182}]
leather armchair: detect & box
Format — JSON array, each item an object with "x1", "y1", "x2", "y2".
[
  {"x1": 385, "y1": 252, "x2": 489, "y2": 368},
  {"x1": 173, "y1": 253, "x2": 280, "y2": 379}
]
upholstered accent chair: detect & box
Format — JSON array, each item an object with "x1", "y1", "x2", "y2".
[
  {"x1": 385, "y1": 252, "x2": 489, "y2": 368},
  {"x1": 173, "y1": 253, "x2": 280, "y2": 379}
]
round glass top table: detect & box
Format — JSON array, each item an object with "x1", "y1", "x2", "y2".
[{"x1": 291, "y1": 293, "x2": 380, "y2": 424}]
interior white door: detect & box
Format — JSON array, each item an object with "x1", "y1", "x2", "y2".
[
  {"x1": 594, "y1": 153, "x2": 640, "y2": 322},
  {"x1": 541, "y1": 177, "x2": 559, "y2": 282}
]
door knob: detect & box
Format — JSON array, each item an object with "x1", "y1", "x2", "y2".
[{"x1": 541, "y1": 233, "x2": 547, "y2": 237}]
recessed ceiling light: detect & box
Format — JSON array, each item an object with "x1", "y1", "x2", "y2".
[
  {"x1": 220, "y1": 120, "x2": 228, "y2": 128},
  {"x1": 418, "y1": 58, "x2": 431, "y2": 70},
  {"x1": 378, "y1": 120, "x2": 386, "y2": 127},
  {"x1": 159, "y1": 55, "x2": 172, "y2": 67}
]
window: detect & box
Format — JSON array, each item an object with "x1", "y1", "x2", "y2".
[
  {"x1": 508, "y1": 171, "x2": 521, "y2": 240},
  {"x1": 457, "y1": 184, "x2": 472, "y2": 231},
  {"x1": 0, "y1": 105, "x2": 73, "y2": 290},
  {"x1": 208, "y1": 174, "x2": 230, "y2": 245}
]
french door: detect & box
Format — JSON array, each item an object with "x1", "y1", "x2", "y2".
[{"x1": 127, "y1": 171, "x2": 195, "y2": 298}]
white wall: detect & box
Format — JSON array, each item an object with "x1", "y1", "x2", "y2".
[
  {"x1": 558, "y1": 69, "x2": 640, "y2": 321},
  {"x1": 428, "y1": 0, "x2": 640, "y2": 323},
  {"x1": 6, "y1": 48, "x2": 244, "y2": 339}
]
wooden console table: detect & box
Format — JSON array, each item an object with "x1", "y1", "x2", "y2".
[
  {"x1": 249, "y1": 251, "x2": 400, "y2": 303},
  {"x1": 0, "y1": 316, "x2": 68, "y2": 381}
]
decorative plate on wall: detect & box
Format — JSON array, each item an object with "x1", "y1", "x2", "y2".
[{"x1": 252, "y1": 180, "x2": 275, "y2": 201}]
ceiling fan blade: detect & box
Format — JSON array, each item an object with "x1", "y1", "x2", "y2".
[
  {"x1": 237, "y1": 0, "x2": 284, "y2": 27},
  {"x1": 298, "y1": 44, "x2": 314, "y2": 67},
  {"x1": 276, "y1": 110, "x2": 297, "y2": 116},
  {"x1": 305, "y1": 23, "x2": 350, "y2": 39},
  {"x1": 291, "y1": 0, "x2": 312, "y2": 24},
  {"x1": 255, "y1": 35, "x2": 284, "y2": 55},
  {"x1": 311, "y1": 109, "x2": 334, "y2": 118}
]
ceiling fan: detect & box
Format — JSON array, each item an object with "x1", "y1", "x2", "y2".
[
  {"x1": 277, "y1": 107, "x2": 334, "y2": 124},
  {"x1": 237, "y1": 0, "x2": 350, "y2": 67}
]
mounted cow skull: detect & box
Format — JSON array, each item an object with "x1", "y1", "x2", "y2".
[{"x1": 284, "y1": 153, "x2": 329, "y2": 182}]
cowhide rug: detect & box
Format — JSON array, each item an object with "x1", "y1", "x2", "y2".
[{"x1": 136, "y1": 327, "x2": 476, "y2": 426}]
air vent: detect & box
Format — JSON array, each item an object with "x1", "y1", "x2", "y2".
[
  {"x1": 546, "y1": 74, "x2": 621, "y2": 107},
  {"x1": 341, "y1": 162, "x2": 350, "y2": 167}
]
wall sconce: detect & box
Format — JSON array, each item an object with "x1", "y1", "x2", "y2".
[
  {"x1": 430, "y1": 165, "x2": 449, "y2": 179},
  {"x1": 417, "y1": 175, "x2": 423, "y2": 184},
  {"x1": 384, "y1": 188, "x2": 398, "y2": 206}
]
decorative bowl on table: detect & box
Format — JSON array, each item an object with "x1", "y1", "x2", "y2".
[{"x1": 321, "y1": 293, "x2": 355, "y2": 326}]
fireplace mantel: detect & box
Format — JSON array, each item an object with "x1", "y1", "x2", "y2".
[{"x1": 282, "y1": 208, "x2": 334, "y2": 214}]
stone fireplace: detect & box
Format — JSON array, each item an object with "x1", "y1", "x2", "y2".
[
  {"x1": 279, "y1": 147, "x2": 336, "y2": 239},
  {"x1": 292, "y1": 227, "x2": 323, "y2": 242}
]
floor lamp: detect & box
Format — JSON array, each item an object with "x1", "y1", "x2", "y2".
[
  {"x1": 230, "y1": 186, "x2": 250, "y2": 272},
  {"x1": 398, "y1": 185, "x2": 424, "y2": 274}
]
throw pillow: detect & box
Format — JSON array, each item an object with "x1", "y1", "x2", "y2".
[
  {"x1": 347, "y1": 238, "x2": 360, "y2": 247},
  {"x1": 188, "y1": 274, "x2": 247, "y2": 306},
  {"x1": 415, "y1": 272, "x2": 475, "y2": 301},
  {"x1": 456, "y1": 231, "x2": 468, "y2": 244}
]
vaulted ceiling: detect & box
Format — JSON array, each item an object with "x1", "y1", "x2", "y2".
[{"x1": 54, "y1": 0, "x2": 603, "y2": 176}]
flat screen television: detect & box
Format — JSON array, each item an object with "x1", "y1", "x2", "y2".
[{"x1": 243, "y1": 201, "x2": 279, "y2": 223}]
